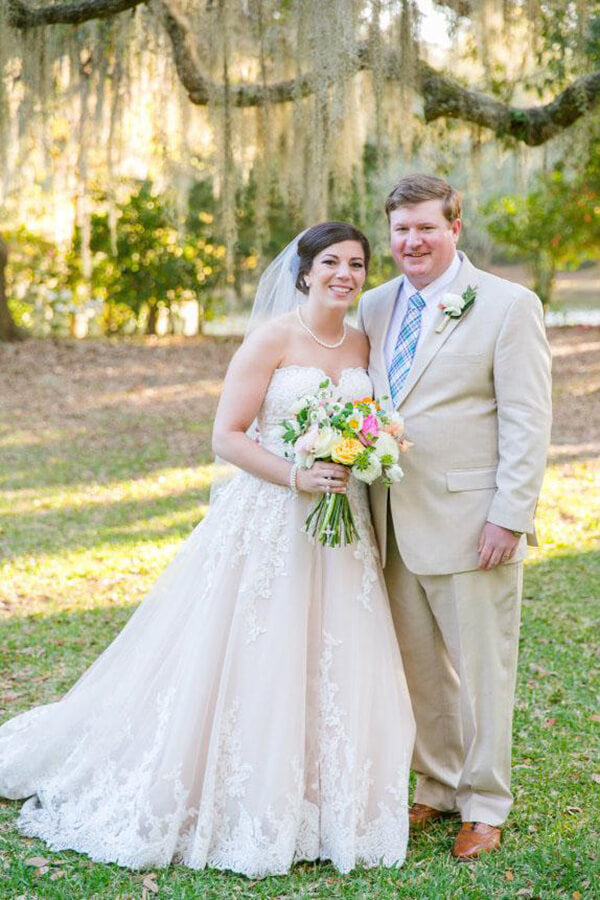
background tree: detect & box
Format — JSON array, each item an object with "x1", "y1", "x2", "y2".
[
  {"x1": 2, "y1": 1, "x2": 599, "y2": 231},
  {"x1": 84, "y1": 180, "x2": 225, "y2": 334},
  {"x1": 0, "y1": 236, "x2": 23, "y2": 341},
  {"x1": 0, "y1": 228, "x2": 62, "y2": 340},
  {"x1": 1, "y1": 0, "x2": 599, "y2": 339},
  {"x1": 484, "y1": 165, "x2": 600, "y2": 304}
]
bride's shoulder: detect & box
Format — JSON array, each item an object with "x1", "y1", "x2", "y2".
[
  {"x1": 233, "y1": 313, "x2": 295, "y2": 369},
  {"x1": 346, "y1": 323, "x2": 370, "y2": 359},
  {"x1": 244, "y1": 312, "x2": 295, "y2": 349}
]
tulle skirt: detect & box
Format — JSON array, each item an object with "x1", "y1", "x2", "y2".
[{"x1": 0, "y1": 472, "x2": 415, "y2": 877}]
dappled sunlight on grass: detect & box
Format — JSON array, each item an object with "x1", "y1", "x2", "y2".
[
  {"x1": 0, "y1": 464, "x2": 217, "y2": 516},
  {"x1": 1, "y1": 540, "x2": 185, "y2": 619},
  {"x1": 80, "y1": 377, "x2": 224, "y2": 410},
  {"x1": 550, "y1": 338, "x2": 600, "y2": 359},
  {"x1": 0, "y1": 426, "x2": 65, "y2": 448},
  {"x1": 534, "y1": 460, "x2": 599, "y2": 557}
]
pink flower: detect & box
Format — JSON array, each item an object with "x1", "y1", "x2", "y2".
[
  {"x1": 383, "y1": 422, "x2": 402, "y2": 437},
  {"x1": 295, "y1": 424, "x2": 320, "y2": 454},
  {"x1": 361, "y1": 414, "x2": 380, "y2": 439}
]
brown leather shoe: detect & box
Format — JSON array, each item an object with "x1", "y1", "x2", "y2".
[
  {"x1": 452, "y1": 822, "x2": 502, "y2": 860},
  {"x1": 409, "y1": 803, "x2": 459, "y2": 830}
]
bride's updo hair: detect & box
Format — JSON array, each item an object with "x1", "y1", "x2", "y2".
[{"x1": 295, "y1": 222, "x2": 371, "y2": 294}]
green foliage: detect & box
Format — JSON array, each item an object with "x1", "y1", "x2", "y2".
[
  {"x1": 86, "y1": 180, "x2": 226, "y2": 335},
  {"x1": 1, "y1": 180, "x2": 229, "y2": 337},
  {"x1": 484, "y1": 168, "x2": 600, "y2": 304},
  {"x1": 0, "y1": 226, "x2": 74, "y2": 334},
  {"x1": 521, "y1": 2, "x2": 600, "y2": 92}
]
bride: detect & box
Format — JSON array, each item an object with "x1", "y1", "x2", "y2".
[{"x1": 0, "y1": 221, "x2": 415, "y2": 878}]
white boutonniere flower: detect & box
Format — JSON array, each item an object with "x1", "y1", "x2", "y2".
[{"x1": 435, "y1": 285, "x2": 477, "y2": 333}]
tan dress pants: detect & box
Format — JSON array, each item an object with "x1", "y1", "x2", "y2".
[{"x1": 385, "y1": 518, "x2": 523, "y2": 826}]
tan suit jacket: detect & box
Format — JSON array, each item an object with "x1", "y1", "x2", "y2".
[{"x1": 357, "y1": 254, "x2": 552, "y2": 575}]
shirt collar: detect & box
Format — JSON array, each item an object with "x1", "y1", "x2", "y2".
[{"x1": 402, "y1": 252, "x2": 462, "y2": 306}]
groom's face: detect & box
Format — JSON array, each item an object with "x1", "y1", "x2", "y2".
[{"x1": 389, "y1": 200, "x2": 461, "y2": 289}]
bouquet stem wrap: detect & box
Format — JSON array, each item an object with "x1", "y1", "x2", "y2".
[{"x1": 303, "y1": 491, "x2": 358, "y2": 548}]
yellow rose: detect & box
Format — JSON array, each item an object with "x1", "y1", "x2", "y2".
[{"x1": 330, "y1": 437, "x2": 364, "y2": 466}]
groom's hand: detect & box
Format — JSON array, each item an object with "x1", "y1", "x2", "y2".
[{"x1": 477, "y1": 523, "x2": 520, "y2": 570}]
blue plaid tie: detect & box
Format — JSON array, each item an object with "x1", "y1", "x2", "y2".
[{"x1": 389, "y1": 291, "x2": 426, "y2": 405}]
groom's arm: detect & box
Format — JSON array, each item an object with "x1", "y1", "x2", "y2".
[
  {"x1": 486, "y1": 288, "x2": 552, "y2": 536},
  {"x1": 355, "y1": 295, "x2": 366, "y2": 335}
]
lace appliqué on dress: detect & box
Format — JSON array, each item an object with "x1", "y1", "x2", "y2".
[{"x1": 0, "y1": 365, "x2": 415, "y2": 878}]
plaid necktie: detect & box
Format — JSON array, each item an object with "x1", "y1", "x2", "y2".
[{"x1": 388, "y1": 290, "x2": 426, "y2": 405}]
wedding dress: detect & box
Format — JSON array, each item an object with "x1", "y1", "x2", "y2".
[{"x1": 0, "y1": 365, "x2": 415, "y2": 878}]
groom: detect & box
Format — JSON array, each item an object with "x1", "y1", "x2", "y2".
[{"x1": 358, "y1": 174, "x2": 552, "y2": 859}]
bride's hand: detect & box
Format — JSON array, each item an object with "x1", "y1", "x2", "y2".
[{"x1": 296, "y1": 462, "x2": 350, "y2": 494}]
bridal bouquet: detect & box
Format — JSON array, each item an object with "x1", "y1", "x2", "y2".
[{"x1": 282, "y1": 379, "x2": 411, "y2": 547}]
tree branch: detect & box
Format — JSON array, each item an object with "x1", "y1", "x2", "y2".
[
  {"x1": 158, "y1": 0, "x2": 210, "y2": 103},
  {"x1": 7, "y1": 0, "x2": 600, "y2": 146},
  {"x1": 420, "y1": 64, "x2": 600, "y2": 145},
  {"x1": 6, "y1": 0, "x2": 145, "y2": 29},
  {"x1": 158, "y1": 0, "x2": 331, "y2": 105},
  {"x1": 160, "y1": 1, "x2": 600, "y2": 147}
]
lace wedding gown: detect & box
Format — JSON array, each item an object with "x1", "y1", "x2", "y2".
[{"x1": 0, "y1": 365, "x2": 415, "y2": 877}]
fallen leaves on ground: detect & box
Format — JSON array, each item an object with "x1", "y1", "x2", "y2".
[{"x1": 142, "y1": 873, "x2": 159, "y2": 894}]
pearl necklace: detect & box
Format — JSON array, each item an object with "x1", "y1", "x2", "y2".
[{"x1": 296, "y1": 306, "x2": 347, "y2": 349}]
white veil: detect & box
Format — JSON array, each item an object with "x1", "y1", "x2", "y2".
[
  {"x1": 210, "y1": 230, "x2": 308, "y2": 498},
  {"x1": 245, "y1": 229, "x2": 308, "y2": 334}
]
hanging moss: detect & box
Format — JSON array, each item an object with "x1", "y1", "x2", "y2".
[{"x1": 0, "y1": 0, "x2": 597, "y2": 281}]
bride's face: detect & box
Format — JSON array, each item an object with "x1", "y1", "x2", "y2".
[{"x1": 305, "y1": 240, "x2": 367, "y2": 308}]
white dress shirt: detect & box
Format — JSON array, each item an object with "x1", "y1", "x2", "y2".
[{"x1": 384, "y1": 253, "x2": 462, "y2": 370}]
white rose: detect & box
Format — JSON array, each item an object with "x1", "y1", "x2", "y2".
[
  {"x1": 295, "y1": 448, "x2": 315, "y2": 468},
  {"x1": 313, "y1": 425, "x2": 339, "y2": 459},
  {"x1": 352, "y1": 453, "x2": 382, "y2": 485},
  {"x1": 289, "y1": 396, "x2": 311, "y2": 415},
  {"x1": 440, "y1": 292, "x2": 464, "y2": 317},
  {"x1": 373, "y1": 431, "x2": 400, "y2": 463},
  {"x1": 385, "y1": 463, "x2": 404, "y2": 483}
]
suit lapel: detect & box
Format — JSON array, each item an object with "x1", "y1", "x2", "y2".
[{"x1": 394, "y1": 255, "x2": 480, "y2": 407}]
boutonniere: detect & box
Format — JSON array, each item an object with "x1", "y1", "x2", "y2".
[{"x1": 435, "y1": 285, "x2": 477, "y2": 333}]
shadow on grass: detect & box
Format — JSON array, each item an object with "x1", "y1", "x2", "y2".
[
  {"x1": 0, "y1": 430, "x2": 215, "y2": 492},
  {"x1": 0, "y1": 484, "x2": 212, "y2": 561}
]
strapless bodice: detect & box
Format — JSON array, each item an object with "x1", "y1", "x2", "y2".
[{"x1": 257, "y1": 365, "x2": 372, "y2": 457}]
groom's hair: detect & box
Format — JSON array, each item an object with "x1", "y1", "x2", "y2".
[
  {"x1": 296, "y1": 222, "x2": 371, "y2": 294},
  {"x1": 385, "y1": 174, "x2": 462, "y2": 223}
]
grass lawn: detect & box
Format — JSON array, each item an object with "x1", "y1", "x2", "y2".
[{"x1": 0, "y1": 330, "x2": 598, "y2": 900}]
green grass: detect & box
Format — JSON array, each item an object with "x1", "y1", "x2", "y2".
[{"x1": 0, "y1": 337, "x2": 599, "y2": 899}]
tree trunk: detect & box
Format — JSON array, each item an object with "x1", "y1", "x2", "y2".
[
  {"x1": 145, "y1": 301, "x2": 158, "y2": 335},
  {"x1": 532, "y1": 254, "x2": 555, "y2": 306},
  {"x1": 0, "y1": 237, "x2": 25, "y2": 342}
]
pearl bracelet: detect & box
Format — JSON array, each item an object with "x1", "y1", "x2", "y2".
[{"x1": 289, "y1": 463, "x2": 299, "y2": 496}]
